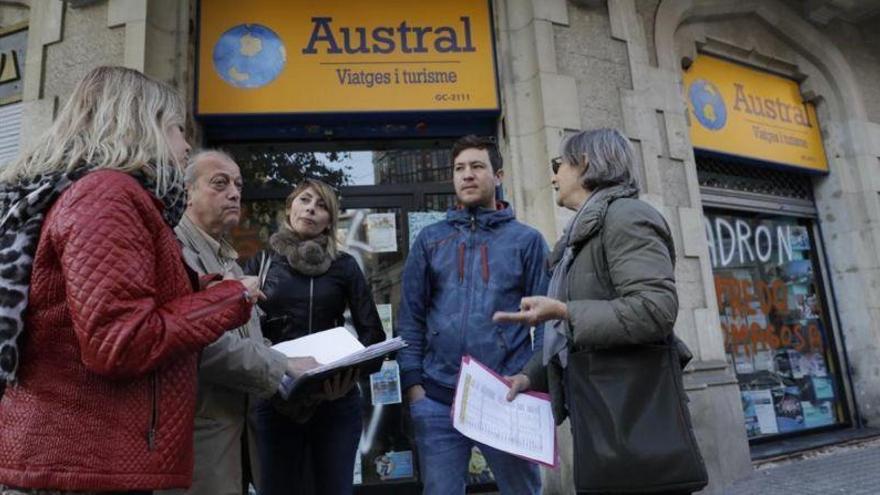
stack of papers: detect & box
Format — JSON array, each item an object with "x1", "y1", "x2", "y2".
[
  {"x1": 272, "y1": 327, "x2": 407, "y2": 399},
  {"x1": 452, "y1": 355, "x2": 557, "y2": 466}
]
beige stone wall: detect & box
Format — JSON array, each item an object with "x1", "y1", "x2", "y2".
[
  {"x1": 43, "y1": 2, "x2": 125, "y2": 103},
  {"x1": 14, "y1": 0, "x2": 192, "y2": 152},
  {"x1": 813, "y1": 20, "x2": 880, "y2": 124},
  {"x1": 553, "y1": 3, "x2": 629, "y2": 131},
  {"x1": 0, "y1": 1, "x2": 29, "y2": 27},
  {"x1": 494, "y1": 0, "x2": 578, "y2": 243}
]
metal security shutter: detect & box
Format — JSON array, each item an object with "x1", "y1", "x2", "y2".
[
  {"x1": 696, "y1": 151, "x2": 817, "y2": 217},
  {"x1": 0, "y1": 102, "x2": 23, "y2": 167}
]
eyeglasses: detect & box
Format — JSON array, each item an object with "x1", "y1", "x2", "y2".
[{"x1": 550, "y1": 156, "x2": 563, "y2": 174}]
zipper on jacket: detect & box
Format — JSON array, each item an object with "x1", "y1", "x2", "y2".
[
  {"x1": 480, "y1": 243, "x2": 489, "y2": 286},
  {"x1": 308, "y1": 277, "x2": 314, "y2": 334},
  {"x1": 186, "y1": 290, "x2": 243, "y2": 321},
  {"x1": 147, "y1": 373, "x2": 159, "y2": 451},
  {"x1": 459, "y1": 221, "x2": 479, "y2": 357}
]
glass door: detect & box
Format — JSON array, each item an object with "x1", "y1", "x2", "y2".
[{"x1": 222, "y1": 142, "x2": 497, "y2": 493}]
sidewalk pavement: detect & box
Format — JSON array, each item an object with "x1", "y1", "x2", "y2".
[{"x1": 723, "y1": 436, "x2": 880, "y2": 494}]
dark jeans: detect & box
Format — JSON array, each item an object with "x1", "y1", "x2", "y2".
[
  {"x1": 409, "y1": 396, "x2": 541, "y2": 495},
  {"x1": 254, "y1": 393, "x2": 362, "y2": 495}
]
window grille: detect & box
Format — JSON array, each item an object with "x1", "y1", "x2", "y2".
[{"x1": 696, "y1": 152, "x2": 814, "y2": 201}]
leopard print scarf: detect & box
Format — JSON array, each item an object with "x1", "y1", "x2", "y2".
[{"x1": 0, "y1": 167, "x2": 186, "y2": 384}]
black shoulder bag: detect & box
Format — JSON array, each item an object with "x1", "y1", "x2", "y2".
[{"x1": 564, "y1": 212, "x2": 708, "y2": 494}]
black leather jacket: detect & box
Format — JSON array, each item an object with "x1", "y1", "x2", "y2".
[{"x1": 243, "y1": 250, "x2": 384, "y2": 348}]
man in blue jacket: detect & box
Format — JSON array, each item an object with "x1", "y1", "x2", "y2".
[{"x1": 398, "y1": 135, "x2": 550, "y2": 494}]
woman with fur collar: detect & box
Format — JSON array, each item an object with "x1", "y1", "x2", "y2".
[{"x1": 243, "y1": 179, "x2": 384, "y2": 495}]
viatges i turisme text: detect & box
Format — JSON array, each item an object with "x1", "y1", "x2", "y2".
[
  {"x1": 751, "y1": 125, "x2": 809, "y2": 149},
  {"x1": 336, "y1": 67, "x2": 457, "y2": 88}
]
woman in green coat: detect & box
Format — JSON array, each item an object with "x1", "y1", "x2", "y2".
[{"x1": 495, "y1": 128, "x2": 704, "y2": 495}]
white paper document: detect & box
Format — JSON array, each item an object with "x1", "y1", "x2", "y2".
[
  {"x1": 271, "y1": 326, "x2": 364, "y2": 364},
  {"x1": 271, "y1": 327, "x2": 408, "y2": 399},
  {"x1": 452, "y1": 356, "x2": 556, "y2": 466}
]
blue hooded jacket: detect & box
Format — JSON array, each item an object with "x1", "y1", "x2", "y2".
[{"x1": 397, "y1": 203, "x2": 550, "y2": 404}]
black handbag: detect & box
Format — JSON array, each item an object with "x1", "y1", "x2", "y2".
[{"x1": 565, "y1": 339, "x2": 708, "y2": 494}]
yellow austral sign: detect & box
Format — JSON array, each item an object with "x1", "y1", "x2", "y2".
[
  {"x1": 197, "y1": 0, "x2": 498, "y2": 115},
  {"x1": 683, "y1": 55, "x2": 828, "y2": 173}
]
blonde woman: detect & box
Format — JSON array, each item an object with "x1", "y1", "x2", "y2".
[
  {"x1": 243, "y1": 180, "x2": 384, "y2": 495},
  {"x1": 0, "y1": 67, "x2": 260, "y2": 494}
]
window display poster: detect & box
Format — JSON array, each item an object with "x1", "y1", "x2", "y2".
[
  {"x1": 790, "y1": 226, "x2": 810, "y2": 250},
  {"x1": 370, "y1": 360, "x2": 402, "y2": 406},
  {"x1": 742, "y1": 391, "x2": 760, "y2": 437},
  {"x1": 408, "y1": 211, "x2": 447, "y2": 247},
  {"x1": 788, "y1": 350, "x2": 809, "y2": 379},
  {"x1": 733, "y1": 352, "x2": 754, "y2": 374},
  {"x1": 773, "y1": 386, "x2": 806, "y2": 433},
  {"x1": 367, "y1": 213, "x2": 398, "y2": 253},
  {"x1": 773, "y1": 350, "x2": 793, "y2": 379},
  {"x1": 753, "y1": 350, "x2": 775, "y2": 372},
  {"x1": 802, "y1": 401, "x2": 835, "y2": 428},
  {"x1": 811, "y1": 376, "x2": 835, "y2": 400},
  {"x1": 373, "y1": 450, "x2": 414, "y2": 481},
  {"x1": 808, "y1": 353, "x2": 828, "y2": 377},
  {"x1": 377, "y1": 303, "x2": 393, "y2": 340},
  {"x1": 743, "y1": 389, "x2": 778, "y2": 435}
]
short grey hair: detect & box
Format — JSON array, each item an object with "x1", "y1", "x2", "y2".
[
  {"x1": 560, "y1": 128, "x2": 639, "y2": 191},
  {"x1": 184, "y1": 149, "x2": 237, "y2": 186}
]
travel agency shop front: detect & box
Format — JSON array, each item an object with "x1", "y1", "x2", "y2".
[{"x1": 5, "y1": 0, "x2": 880, "y2": 494}]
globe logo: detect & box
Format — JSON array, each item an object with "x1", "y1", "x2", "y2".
[
  {"x1": 688, "y1": 79, "x2": 727, "y2": 131},
  {"x1": 212, "y1": 24, "x2": 286, "y2": 89}
]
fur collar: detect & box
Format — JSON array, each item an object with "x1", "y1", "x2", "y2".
[{"x1": 269, "y1": 225, "x2": 334, "y2": 277}]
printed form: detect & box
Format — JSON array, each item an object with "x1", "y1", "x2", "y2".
[{"x1": 452, "y1": 356, "x2": 556, "y2": 466}]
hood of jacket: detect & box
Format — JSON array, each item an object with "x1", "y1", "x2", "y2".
[{"x1": 446, "y1": 201, "x2": 516, "y2": 230}]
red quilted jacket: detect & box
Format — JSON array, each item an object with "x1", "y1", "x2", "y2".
[{"x1": 0, "y1": 170, "x2": 252, "y2": 491}]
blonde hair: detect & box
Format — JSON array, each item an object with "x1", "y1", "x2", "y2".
[
  {"x1": 284, "y1": 179, "x2": 340, "y2": 259},
  {"x1": 1, "y1": 66, "x2": 186, "y2": 199}
]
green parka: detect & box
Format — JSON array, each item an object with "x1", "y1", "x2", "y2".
[{"x1": 523, "y1": 186, "x2": 678, "y2": 424}]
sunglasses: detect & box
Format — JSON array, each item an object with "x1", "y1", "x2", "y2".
[{"x1": 550, "y1": 156, "x2": 563, "y2": 174}]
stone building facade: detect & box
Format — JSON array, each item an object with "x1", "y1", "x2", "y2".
[{"x1": 2, "y1": 1, "x2": 879, "y2": 493}]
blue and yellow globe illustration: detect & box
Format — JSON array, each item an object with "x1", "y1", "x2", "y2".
[
  {"x1": 212, "y1": 24, "x2": 286, "y2": 89},
  {"x1": 688, "y1": 79, "x2": 727, "y2": 131}
]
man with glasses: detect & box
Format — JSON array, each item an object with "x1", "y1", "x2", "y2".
[
  {"x1": 162, "y1": 150, "x2": 317, "y2": 495},
  {"x1": 398, "y1": 135, "x2": 550, "y2": 494}
]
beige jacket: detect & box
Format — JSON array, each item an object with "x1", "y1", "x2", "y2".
[{"x1": 164, "y1": 215, "x2": 287, "y2": 495}]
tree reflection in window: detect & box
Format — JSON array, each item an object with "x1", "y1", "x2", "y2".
[
  {"x1": 233, "y1": 148, "x2": 354, "y2": 193},
  {"x1": 227, "y1": 149, "x2": 353, "y2": 258}
]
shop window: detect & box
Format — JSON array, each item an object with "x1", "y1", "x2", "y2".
[{"x1": 704, "y1": 211, "x2": 845, "y2": 439}]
